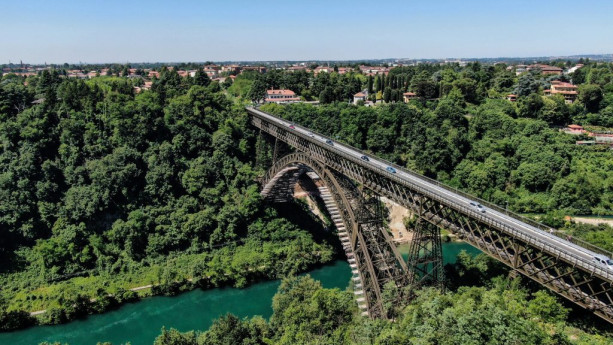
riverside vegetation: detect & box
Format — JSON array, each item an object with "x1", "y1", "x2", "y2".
[
  {"x1": 0, "y1": 69, "x2": 335, "y2": 330},
  {"x1": 144, "y1": 253, "x2": 612, "y2": 345},
  {"x1": 1, "y1": 60, "x2": 612, "y2": 343}
]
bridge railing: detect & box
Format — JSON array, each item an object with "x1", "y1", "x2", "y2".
[{"x1": 248, "y1": 107, "x2": 613, "y2": 261}]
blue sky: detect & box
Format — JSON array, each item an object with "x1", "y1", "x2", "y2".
[{"x1": 2, "y1": 0, "x2": 612, "y2": 63}]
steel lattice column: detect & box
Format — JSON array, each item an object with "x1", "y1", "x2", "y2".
[{"x1": 407, "y1": 216, "x2": 444, "y2": 289}]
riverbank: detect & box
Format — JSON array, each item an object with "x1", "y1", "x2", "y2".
[
  {"x1": 1, "y1": 242, "x2": 483, "y2": 345},
  {"x1": 9, "y1": 239, "x2": 335, "y2": 326},
  {"x1": 0, "y1": 261, "x2": 353, "y2": 345}
]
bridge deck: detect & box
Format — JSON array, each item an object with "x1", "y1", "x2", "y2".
[{"x1": 248, "y1": 107, "x2": 613, "y2": 282}]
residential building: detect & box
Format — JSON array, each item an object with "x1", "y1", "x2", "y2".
[
  {"x1": 544, "y1": 80, "x2": 578, "y2": 103},
  {"x1": 287, "y1": 66, "x2": 307, "y2": 73},
  {"x1": 359, "y1": 65, "x2": 389, "y2": 76},
  {"x1": 313, "y1": 66, "x2": 333, "y2": 75},
  {"x1": 265, "y1": 89, "x2": 300, "y2": 103},
  {"x1": 565, "y1": 64, "x2": 584, "y2": 75},
  {"x1": 203, "y1": 64, "x2": 220, "y2": 78},
  {"x1": 221, "y1": 64, "x2": 241, "y2": 73},
  {"x1": 353, "y1": 91, "x2": 367, "y2": 104},
  {"x1": 514, "y1": 64, "x2": 528, "y2": 75},
  {"x1": 565, "y1": 124, "x2": 586, "y2": 134},
  {"x1": 527, "y1": 64, "x2": 563, "y2": 75},
  {"x1": 403, "y1": 92, "x2": 418, "y2": 102},
  {"x1": 242, "y1": 66, "x2": 267, "y2": 73}
]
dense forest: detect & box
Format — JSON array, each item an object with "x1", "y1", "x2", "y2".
[
  {"x1": 0, "y1": 69, "x2": 336, "y2": 328},
  {"x1": 1, "y1": 59, "x2": 613, "y2": 343}
]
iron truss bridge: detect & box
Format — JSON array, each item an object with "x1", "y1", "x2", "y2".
[{"x1": 247, "y1": 106, "x2": 613, "y2": 323}]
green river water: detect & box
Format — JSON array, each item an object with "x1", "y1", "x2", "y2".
[{"x1": 1, "y1": 242, "x2": 479, "y2": 345}]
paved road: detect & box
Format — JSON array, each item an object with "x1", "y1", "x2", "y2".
[{"x1": 249, "y1": 108, "x2": 613, "y2": 279}]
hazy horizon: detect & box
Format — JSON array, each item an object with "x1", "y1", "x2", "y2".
[
  {"x1": 4, "y1": 52, "x2": 613, "y2": 66},
  {"x1": 2, "y1": 0, "x2": 613, "y2": 64}
]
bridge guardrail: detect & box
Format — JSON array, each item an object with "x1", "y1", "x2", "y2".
[{"x1": 248, "y1": 107, "x2": 613, "y2": 275}]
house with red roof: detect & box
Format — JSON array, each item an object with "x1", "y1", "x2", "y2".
[
  {"x1": 203, "y1": 64, "x2": 220, "y2": 78},
  {"x1": 353, "y1": 91, "x2": 367, "y2": 104},
  {"x1": 544, "y1": 80, "x2": 578, "y2": 103},
  {"x1": 403, "y1": 92, "x2": 418, "y2": 102},
  {"x1": 528, "y1": 64, "x2": 563, "y2": 75},
  {"x1": 265, "y1": 89, "x2": 301, "y2": 103}
]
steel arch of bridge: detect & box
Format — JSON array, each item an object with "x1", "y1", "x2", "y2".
[
  {"x1": 260, "y1": 152, "x2": 408, "y2": 318},
  {"x1": 249, "y1": 107, "x2": 613, "y2": 324}
]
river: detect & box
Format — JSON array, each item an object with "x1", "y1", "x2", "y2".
[{"x1": 1, "y1": 242, "x2": 479, "y2": 345}]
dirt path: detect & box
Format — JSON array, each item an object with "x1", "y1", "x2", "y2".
[{"x1": 572, "y1": 216, "x2": 613, "y2": 227}]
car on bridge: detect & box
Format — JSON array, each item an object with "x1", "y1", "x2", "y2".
[
  {"x1": 593, "y1": 255, "x2": 613, "y2": 271},
  {"x1": 325, "y1": 139, "x2": 333, "y2": 145},
  {"x1": 289, "y1": 124, "x2": 295, "y2": 129},
  {"x1": 470, "y1": 202, "x2": 486, "y2": 213},
  {"x1": 386, "y1": 166, "x2": 396, "y2": 173},
  {"x1": 307, "y1": 132, "x2": 314, "y2": 137},
  {"x1": 360, "y1": 155, "x2": 369, "y2": 161}
]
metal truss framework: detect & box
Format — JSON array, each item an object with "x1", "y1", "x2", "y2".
[
  {"x1": 260, "y1": 151, "x2": 407, "y2": 318},
  {"x1": 249, "y1": 110, "x2": 613, "y2": 324}
]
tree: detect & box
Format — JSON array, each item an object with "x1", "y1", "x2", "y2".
[
  {"x1": 319, "y1": 87, "x2": 334, "y2": 104},
  {"x1": 516, "y1": 73, "x2": 540, "y2": 97},
  {"x1": 410, "y1": 71, "x2": 438, "y2": 99},
  {"x1": 247, "y1": 79, "x2": 267, "y2": 103},
  {"x1": 383, "y1": 87, "x2": 392, "y2": 103},
  {"x1": 154, "y1": 327, "x2": 198, "y2": 345},
  {"x1": 571, "y1": 68, "x2": 586, "y2": 84},
  {"x1": 518, "y1": 93, "x2": 544, "y2": 118},
  {"x1": 578, "y1": 84, "x2": 603, "y2": 113},
  {"x1": 540, "y1": 95, "x2": 570, "y2": 125},
  {"x1": 202, "y1": 314, "x2": 269, "y2": 345},
  {"x1": 452, "y1": 78, "x2": 478, "y2": 103},
  {"x1": 193, "y1": 69, "x2": 211, "y2": 87}
]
